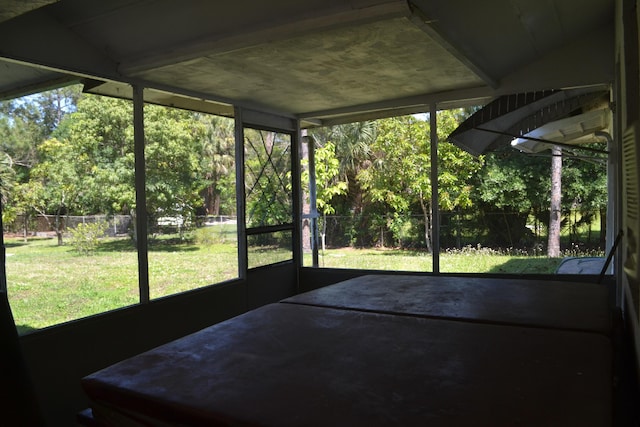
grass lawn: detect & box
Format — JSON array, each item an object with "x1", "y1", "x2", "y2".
[
  {"x1": 5, "y1": 234, "x2": 239, "y2": 333},
  {"x1": 6, "y1": 235, "x2": 563, "y2": 333},
  {"x1": 311, "y1": 247, "x2": 562, "y2": 274}
]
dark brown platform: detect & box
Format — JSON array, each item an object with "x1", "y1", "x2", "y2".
[
  {"x1": 283, "y1": 274, "x2": 612, "y2": 334},
  {"x1": 82, "y1": 302, "x2": 612, "y2": 426}
]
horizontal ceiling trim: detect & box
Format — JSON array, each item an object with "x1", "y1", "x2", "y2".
[
  {"x1": 298, "y1": 85, "x2": 494, "y2": 121},
  {"x1": 0, "y1": 72, "x2": 79, "y2": 101}
]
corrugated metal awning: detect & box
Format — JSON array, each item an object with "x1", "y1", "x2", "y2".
[{"x1": 448, "y1": 87, "x2": 610, "y2": 156}]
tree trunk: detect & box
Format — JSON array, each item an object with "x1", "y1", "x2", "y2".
[
  {"x1": 419, "y1": 197, "x2": 432, "y2": 253},
  {"x1": 54, "y1": 213, "x2": 64, "y2": 246},
  {"x1": 321, "y1": 213, "x2": 327, "y2": 252},
  {"x1": 548, "y1": 145, "x2": 562, "y2": 257},
  {"x1": 455, "y1": 210, "x2": 461, "y2": 249},
  {"x1": 599, "y1": 208, "x2": 606, "y2": 248},
  {"x1": 130, "y1": 208, "x2": 137, "y2": 243},
  {"x1": 205, "y1": 185, "x2": 215, "y2": 215},
  {"x1": 299, "y1": 136, "x2": 311, "y2": 253},
  {"x1": 22, "y1": 214, "x2": 28, "y2": 243},
  {"x1": 213, "y1": 192, "x2": 221, "y2": 217}
]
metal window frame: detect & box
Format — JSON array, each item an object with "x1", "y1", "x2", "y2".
[{"x1": 236, "y1": 107, "x2": 302, "y2": 274}]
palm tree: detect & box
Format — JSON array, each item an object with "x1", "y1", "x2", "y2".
[
  {"x1": 200, "y1": 116, "x2": 235, "y2": 217},
  {"x1": 330, "y1": 121, "x2": 376, "y2": 181},
  {"x1": 0, "y1": 152, "x2": 15, "y2": 205},
  {"x1": 308, "y1": 121, "x2": 377, "y2": 248}
]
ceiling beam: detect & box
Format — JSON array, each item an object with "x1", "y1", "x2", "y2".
[
  {"x1": 407, "y1": 2, "x2": 499, "y2": 89},
  {"x1": 298, "y1": 85, "x2": 494, "y2": 123},
  {"x1": 0, "y1": 0, "x2": 56, "y2": 23},
  {"x1": 0, "y1": 72, "x2": 79, "y2": 100},
  {"x1": 0, "y1": 9, "x2": 119, "y2": 80}
]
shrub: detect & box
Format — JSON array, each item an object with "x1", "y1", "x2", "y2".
[
  {"x1": 68, "y1": 221, "x2": 108, "y2": 255},
  {"x1": 193, "y1": 226, "x2": 225, "y2": 245}
]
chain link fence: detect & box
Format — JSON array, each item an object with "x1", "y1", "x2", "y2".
[
  {"x1": 9, "y1": 215, "x2": 132, "y2": 237},
  {"x1": 311, "y1": 211, "x2": 606, "y2": 253}
]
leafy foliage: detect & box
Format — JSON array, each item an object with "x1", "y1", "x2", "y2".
[
  {"x1": 1, "y1": 91, "x2": 239, "y2": 243},
  {"x1": 244, "y1": 128, "x2": 292, "y2": 228},
  {"x1": 68, "y1": 221, "x2": 108, "y2": 255},
  {"x1": 355, "y1": 112, "x2": 482, "y2": 250},
  {"x1": 144, "y1": 104, "x2": 208, "y2": 227},
  {"x1": 303, "y1": 141, "x2": 347, "y2": 216},
  {"x1": 200, "y1": 116, "x2": 236, "y2": 216},
  {"x1": 0, "y1": 88, "x2": 609, "y2": 254}
]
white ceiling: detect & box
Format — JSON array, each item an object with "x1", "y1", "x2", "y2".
[{"x1": 0, "y1": 0, "x2": 614, "y2": 127}]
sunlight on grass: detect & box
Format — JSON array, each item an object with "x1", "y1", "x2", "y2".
[
  {"x1": 148, "y1": 242, "x2": 238, "y2": 299},
  {"x1": 5, "y1": 234, "x2": 239, "y2": 331},
  {"x1": 312, "y1": 247, "x2": 562, "y2": 274},
  {"x1": 7, "y1": 234, "x2": 564, "y2": 332},
  {"x1": 6, "y1": 237, "x2": 139, "y2": 331}
]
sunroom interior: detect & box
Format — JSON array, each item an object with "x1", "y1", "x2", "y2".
[{"x1": 1, "y1": 0, "x2": 639, "y2": 425}]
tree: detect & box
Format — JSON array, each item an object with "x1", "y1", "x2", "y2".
[
  {"x1": 52, "y1": 95, "x2": 210, "y2": 239},
  {"x1": 0, "y1": 152, "x2": 17, "y2": 228},
  {"x1": 7, "y1": 181, "x2": 42, "y2": 242},
  {"x1": 473, "y1": 150, "x2": 550, "y2": 247},
  {"x1": 0, "y1": 87, "x2": 83, "y2": 238},
  {"x1": 244, "y1": 128, "x2": 292, "y2": 228},
  {"x1": 302, "y1": 141, "x2": 347, "y2": 251},
  {"x1": 144, "y1": 104, "x2": 208, "y2": 237},
  {"x1": 0, "y1": 86, "x2": 81, "y2": 174},
  {"x1": 357, "y1": 112, "x2": 481, "y2": 251},
  {"x1": 308, "y1": 121, "x2": 376, "y2": 247},
  {"x1": 562, "y1": 148, "x2": 608, "y2": 246},
  {"x1": 357, "y1": 116, "x2": 429, "y2": 247},
  {"x1": 0, "y1": 100, "x2": 41, "y2": 176},
  {"x1": 36, "y1": 86, "x2": 82, "y2": 137},
  {"x1": 474, "y1": 139, "x2": 608, "y2": 252},
  {"x1": 200, "y1": 115, "x2": 235, "y2": 216},
  {"x1": 55, "y1": 94, "x2": 136, "y2": 217},
  {"x1": 548, "y1": 146, "x2": 562, "y2": 257},
  {"x1": 30, "y1": 138, "x2": 89, "y2": 245}
]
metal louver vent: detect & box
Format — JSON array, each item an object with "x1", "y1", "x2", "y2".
[{"x1": 622, "y1": 123, "x2": 640, "y2": 281}]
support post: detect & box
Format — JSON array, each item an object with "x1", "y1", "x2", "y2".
[
  {"x1": 430, "y1": 104, "x2": 440, "y2": 273},
  {"x1": 305, "y1": 131, "x2": 319, "y2": 267},
  {"x1": 291, "y1": 121, "x2": 303, "y2": 275},
  {"x1": 133, "y1": 85, "x2": 149, "y2": 303},
  {"x1": 234, "y1": 108, "x2": 248, "y2": 279},
  {"x1": 0, "y1": 193, "x2": 6, "y2": 293}
]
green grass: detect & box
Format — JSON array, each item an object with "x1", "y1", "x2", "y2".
[
  {"x1": 310, "y1": 247, "x2": 562, "y2": 274},
  {"x1": 7, "y1": 233, "x2": 565, "y2": 333},
  {"x1": 5, "y1": 233, "x2": 239, "y2": 333}
]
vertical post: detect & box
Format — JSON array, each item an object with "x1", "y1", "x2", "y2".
[
  {"x1": 234, "y1": 107, "x2": 248, "y2": 280},
  {"x1": 430, "y1": 104, "x2": 440, "y2": 273},
  {"x1": 306, "y1": 131, "x2": 319, "y2": 267},
  {"x1": 612, "y1": 68, "x2": 624, "y2": 307},
  {"x1": 133, "y1": 85, "x2": 149, "y2": 303},
  {"x1": 291, "y1": 122, "x2": 303, "y2": 280},
  {"x1": 0, "y1": 193, "x2": 7, "y2": 293}
]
